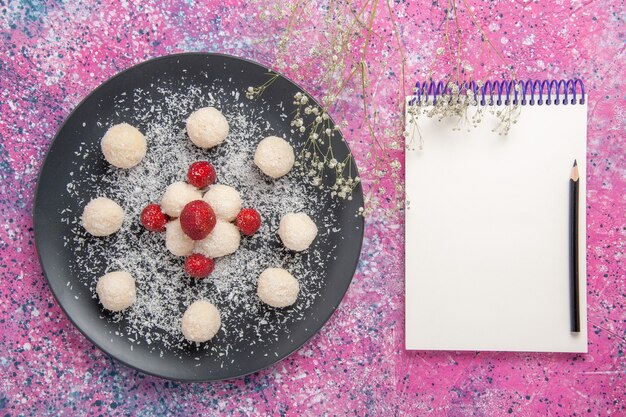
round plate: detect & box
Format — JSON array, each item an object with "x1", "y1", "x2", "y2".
[{"x1": 34, "y1": 53, "x2": 364, "y2": 381}]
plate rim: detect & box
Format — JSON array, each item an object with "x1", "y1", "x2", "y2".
[{"x1": 33, "y1": 52, "x2": 365, "y2": 382}]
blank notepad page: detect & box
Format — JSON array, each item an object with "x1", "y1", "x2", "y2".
[{"x1": 405, "y1": 101, "x2": 588, "y2": 352}]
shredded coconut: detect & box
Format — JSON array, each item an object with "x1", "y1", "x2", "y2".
[{"x1": 61, "y1": 80, "x2": 339, "y2": 353}]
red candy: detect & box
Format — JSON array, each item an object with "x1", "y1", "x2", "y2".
[
  {"x1": 140, "y1": 204, "x2": 169, "y2": 232},
  {"x1": 187, "y1": 161, "x2": 216, "y2": 188},
  {"x1": 179, "y1": 200, "x2": 216, "y2": 240},
  {"x1": 184, "y1": 253, "x2": 215, "y2": 278},
  {"x1": 236, "y1": 208, "x2": 262, "y2": 236}
]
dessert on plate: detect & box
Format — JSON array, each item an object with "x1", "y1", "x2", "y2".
[{"x1": 79, "y1": 106, "x2": 319, "y2": 344}]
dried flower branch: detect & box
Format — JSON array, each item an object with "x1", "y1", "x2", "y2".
[
  {"x1": 246, "y1": 0, "x2": 518, "y2": 219},
  {"x1": 245, "y1": 73, "x2": 279, "y2": 100}
]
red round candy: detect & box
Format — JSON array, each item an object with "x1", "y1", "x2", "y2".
[
  {"x1": 184, "y1": 253, "x2": 215, "y2": 278},
  {"x1": 236, "y1": 208, "x2": 262, "y2": 236},
  {"x1": 179, "y1": 200, "x2": 216, "y2": 240},
  {"x1": 187, "y1": 161, "x2": 216, "y2": 188},
  {"x1": 140, "y1": 204, "x2": 169, "y2": 232}
]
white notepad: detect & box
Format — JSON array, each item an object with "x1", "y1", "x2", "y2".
[{"x1": 405, "y1": 92, "x2": 588, "y2": 352}]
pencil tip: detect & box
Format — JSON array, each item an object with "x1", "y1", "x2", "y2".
[{"x1": 571, "y1": 160, "x2": 580, "y2": 181}]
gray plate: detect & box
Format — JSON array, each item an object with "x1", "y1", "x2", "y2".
[{"x1": 34, "y1": 53, "x2": 364, "y2": 381}]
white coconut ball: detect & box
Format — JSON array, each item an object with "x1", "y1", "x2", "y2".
[
  {"x1": 181, "y1": 300, "x2": 221, "y2": 343},
  {"x1": 254, "y1": 136, "x2": 295, "y2": 179},
  {"x1": 202, "y1": 184, "x2": 241, "y2": 222},
  {"x1": 100, "y1": 123, "x2": 147, "y2": 168},
  {"x1": 82, "y1": 197, "x2": 125, "y2": 237},
  {"x1": 257, "y1": 268, "x2": 300, "y2": 308},
  {"x1": 165, "y1": 218, "x2": 194, "y2": 257},
  {"x1": 278, "y1": 212, "x2": 318, "y2": 251},
  {"x1": 160, "y1": 181, "x2": 202, "y2": 218},
  {"x1": 186, "y1": 107, "x2": 229, "y2": 149},
  {"x1": 194, "y1": 220, "x2": 240, "y2": 258},
  {"x1": 96, "y1": 271, "x2": 136, "y2": 312}
]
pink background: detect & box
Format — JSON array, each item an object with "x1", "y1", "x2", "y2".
[{"x1": 1, "y1": 0, "x2": 624, "y2": 415}]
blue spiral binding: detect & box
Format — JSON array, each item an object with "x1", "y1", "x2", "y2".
[{"x1": 410, "y1": 79, "x2": 586, "y2": 106}]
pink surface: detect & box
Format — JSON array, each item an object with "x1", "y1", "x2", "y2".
[{"x1": 0, "y1": 0, "x2": 624, "y2": 415}]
